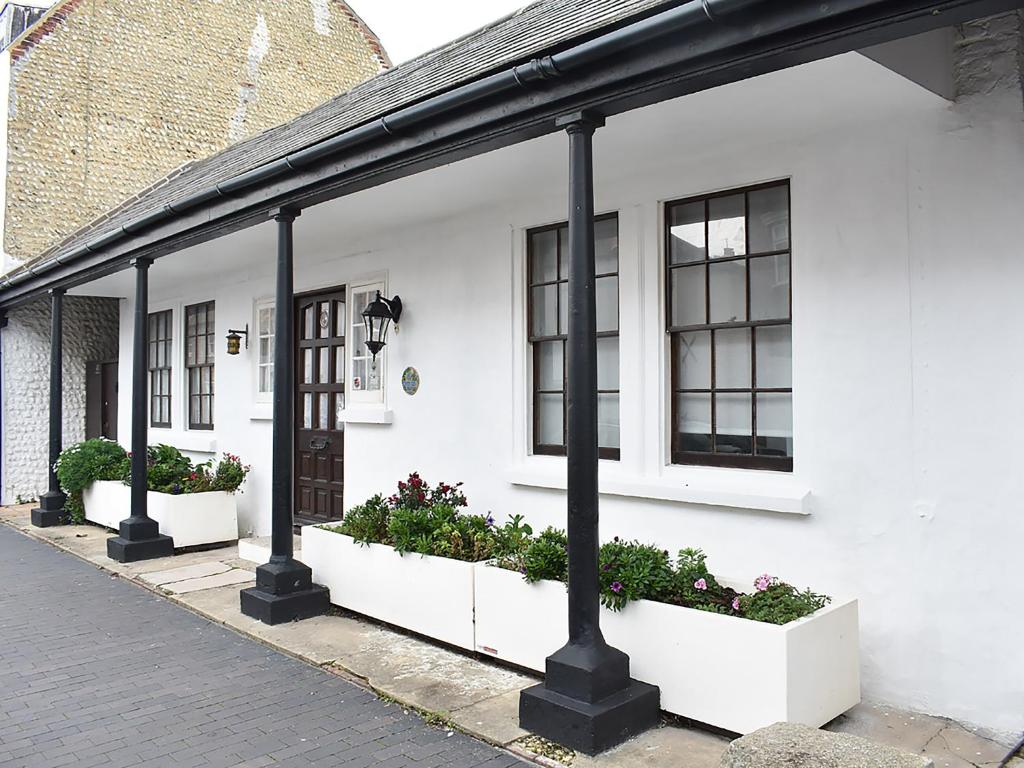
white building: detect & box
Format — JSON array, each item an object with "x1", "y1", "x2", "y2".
[{"x1": 2, "y1": 0, "x2": 1022, "y2": 746}]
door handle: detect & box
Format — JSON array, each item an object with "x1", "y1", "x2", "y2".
[{"x1": 310, "y1": 437, "x2": 330, "y2": 451}]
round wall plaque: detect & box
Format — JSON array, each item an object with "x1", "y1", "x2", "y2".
[{"x1": 401, "y1": 367, "x2": 420, "y2": 396}]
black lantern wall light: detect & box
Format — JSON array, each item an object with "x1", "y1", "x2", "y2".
[
  {"x1": 225, "y1": 325, "x2": 249, "y2": 355},
  {"x1": 361, "y1": 292, "x2": 402, "y2": 359}
]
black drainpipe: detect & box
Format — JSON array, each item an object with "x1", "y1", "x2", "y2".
[{"x1": 0, "y1": 0, "x2": 930, "y2": 289}]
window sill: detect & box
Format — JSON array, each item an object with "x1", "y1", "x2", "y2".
[
  {"x1": 339, "y1": 408, "x2": 394, "y2": 425},
  {"x1": 147, "y1": 429, "x2": 218, "y2": 454},
  {"x1": 249, "y1": 404, "x2": 273, "y2": 422},
  {"x1": 505, "y1": 461, "x2": 809, "y2": 515}
]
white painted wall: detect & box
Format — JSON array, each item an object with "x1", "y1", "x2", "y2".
[{"x1": 99, "y1": 55, "x2": 1024, "y2": 738}]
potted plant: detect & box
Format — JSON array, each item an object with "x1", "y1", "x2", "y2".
[{"x1": 58, "y1": 441, "x2": 249, "y2": 548}]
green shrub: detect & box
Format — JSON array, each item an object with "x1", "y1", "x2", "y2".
[
  {"x1": 668, "y1": 547, "x2": 739, "y2": 615},
  {"x1": 599, "y1": 539, "x2": 674, "y2": 611},
  {"x1": 124, "y1": 445, "x2": 249, "y2": 495},
  {"x1": 736, "y1": 576, "x2": 830, "y2": 625},
  {"x1": 523, "y1": 527, "x2": 568, "y2": 584},
  {"x1": 55, "y1": 439, "x2": 129, "y2": 523},
  {"x1": 337, "y1": 494, "x2": 392, "y2": 545}
]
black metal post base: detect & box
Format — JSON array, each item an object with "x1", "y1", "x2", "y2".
[
  {"x1": 239, "y1": 559, "x2": 329, "y2": 625},
  {"x1": 106, "y1": 516, "x2": 174, "y2": 563},
  {"x1": 520, "y1": 678, "x2": 660, "y2": 755},
  {"x1": 31, "y1": 491, "x2": 66, "y2": 527}
]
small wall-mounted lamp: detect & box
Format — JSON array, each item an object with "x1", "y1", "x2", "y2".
[
  {"x1": 361, "y1": 292, "x2": 402, "y2": 359},
  {"x1": 226, "y1": 324, "x2": 249, "y2": 356}
]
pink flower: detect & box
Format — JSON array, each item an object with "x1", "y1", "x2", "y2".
[
  {"x1": 754, "y1": 574, "x2": 773, "y2": 592},
  {"x1": 610, "y1": 581, "x2": 623, "y2": 593},
  {"x1": 694, "y1": 578, "x2": 708, "y2": 591},
  {"x1": 732, "y1": 596, "x2": 741, "y2": 611}
]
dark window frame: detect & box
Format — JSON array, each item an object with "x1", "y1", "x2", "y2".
[
  {"x1": 184, "y1": 301, "x2": 216, "y2": 431},
  {"x1": 665, "y1": 181, "x2": 793, "y2": 472},
  {"x1": 528, "y1": 213, "x2": 620, "y2": 461},
  {"x1": 148, "y1": 309, "x2": 172, "y2": 429}
]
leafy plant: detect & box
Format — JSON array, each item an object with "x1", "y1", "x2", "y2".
[
  {"x1": 55, "y1": 439, "x2": 129, "y2": 523},
  {"x1": 668, "y1": 547, "x2": 739, "y2": 615},
  {"x1": 598, "y1": 538, "x2": 674, "y2": 611},
  {"x1": 140, "y1": 444, "x2": 193, "y2": 492},
  {"x1": 124, "y1": 445, "x2": 250, "y2": 495},
  {"x1": 337, "y1": 494, "x2": 392, "y2": 545},
  {"x1": 522, "y1": 527, "x2": 569, "y2": 584},
  {"x1": 736, "y1": 575, "x2": 830, "y2": 625}
]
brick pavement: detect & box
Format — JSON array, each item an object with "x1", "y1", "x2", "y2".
[{"x1": 0, "y1": 524, "x2": 527, "y2": 768}]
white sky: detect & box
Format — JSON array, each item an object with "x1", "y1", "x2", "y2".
[{"x1": 347, "y1": 0, "x2": 530, "y2": 64}]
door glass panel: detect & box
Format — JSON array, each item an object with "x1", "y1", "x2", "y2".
[
  {"x1": 303, "y1": 306, "x2": 314, "y2": 340},
  {"x1": 317, "y1": 302, "x2": 330, "y2": 338},
  {"x1": 675, "y1": 331, "x2": 710, "y2": 390},
  {"x1": 302, "y1": 349, "x2": 313, "y2": 384},
  {"x1": 334, "y1": 347, "x2": 345, "y2": 384},
  {"x1": 334, "y1": 301, "x2": 346, "y2": 336},
  {"x1": 670, "y1": 264, "x2": 705, "y2": 327},
  {"x1": 318, "y1": 348, "x2": 329, "y2": 384},
  {"x1": 668, "y1": 201, "x2": 706, "y2": 264},
  {"x1": 708, "y1": 194, "x2": 746, "y2": 259},
  {"x1": 709, "y1": 260, "x2": 746, "y2": 323},
  {"x1": 302, "y1": 393, "x2": 312, "y2": 428},
  {"x1": 334, "y1": 393, "x2": 345, "y2": 430},
  {"x1": 318, "y1": 393, "x2": 329, "y2": 430},
  {"x1": 715, "y1": 328, "x2": 751, "y2": 389},
  {"x1": 598, "y1": 393, "x2": 620, "y2": 450}
]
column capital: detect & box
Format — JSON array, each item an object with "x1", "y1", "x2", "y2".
[
  {"x1": 555, "y1": 110, "x2": 605, "y2": 134},
  {"x1": 270, "y1": 207, "x2": 301, "y2": 223},
  {"x1": 47, "y1": 287, "x2": 66, "y2": 297},
  {"x1": 130, "y1": 256, "x2": 154, "y2": 270}
]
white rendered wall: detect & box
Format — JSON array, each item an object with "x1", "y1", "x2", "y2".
[{"x1": 106, "y1": 69, "x2": 1024, "y2": 737}]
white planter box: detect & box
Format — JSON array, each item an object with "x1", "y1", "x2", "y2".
[
  {"x1": 302, "y1": 526, "x2": 476, "y2": 651},
  {"x1": 473, "y1": 563, "x2": 860, "y2": 735},
  {"x1": 82, "y1": 480, "x2": 239, "y2": 549}
]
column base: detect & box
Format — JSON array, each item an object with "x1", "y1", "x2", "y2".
[
  {"x1": 106, "y1": 516, "x2": 175, "y2": 563},
  {"x1": 239, "y1": 558, "x2": 330, "y2": 625},
  {"x1": 31, "y1": 491, "x2": 66, "y2": 527},
  {"x1": 519, "y1": 679, "x2": 660, "y2": 756}
]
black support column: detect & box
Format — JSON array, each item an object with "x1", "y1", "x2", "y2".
[
  {"x1": 107, "y1": 257, "x2": 174, "y2": 562},
  {"x1": 240, "y1": 208, "x2": 329, "y2": 625},
  {"x1": 519, "y1": 113, "x2": 659, "y2": 755},
  {"x1": 32, "y1": 289, "x2": 68, "y2": 527}
]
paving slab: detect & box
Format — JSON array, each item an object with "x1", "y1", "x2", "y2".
[
  {"x1": 574, "y1": 724, "x2": 729, "y2": 768},
  {"x1": 451, "y1": 690, "x2": 530, "y2": 745},
  {"x1": 139, "y1": 561, "x2": 232, "y2": 585},
  {"x1": 163, "y1": 567, "x2": 254, "y2": 594}
]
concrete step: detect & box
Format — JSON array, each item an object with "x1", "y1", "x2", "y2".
[
  {"x1": 720, "y1": 723, "x2": 933, "y2": 768},
  {"x1": 237, "y1": 535, "x2": 302, "y2": 564}
]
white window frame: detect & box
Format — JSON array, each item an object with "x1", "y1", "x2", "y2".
[
  {"x1": 347, "y1": 279, "x2": 386, "y2": 407},
  {"x1": 253, "y1": 297, "x2": 275, "y2": 404}
]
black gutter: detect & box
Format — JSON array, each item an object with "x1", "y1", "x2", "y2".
[
  {"x1": 0, "y1": 0, "x2": 817, "y2": 288},
  {"x1": 1, "y1": 0, "x2": 1020, "y2": 306}
]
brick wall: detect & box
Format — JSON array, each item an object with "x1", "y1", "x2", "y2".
[
  {"x1": 1, "y1": 295, "x2": 119, "y2": 503},
  {"x1": 3, "y1": 0, "x2": 387, "y2": 263}
]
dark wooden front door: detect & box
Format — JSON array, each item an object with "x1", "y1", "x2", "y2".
[
  {"x1": 295, "y1": 289, "x2": 346, "y2": 524},
  {"x1": 85, "y1": 361, "x2": 118, "y2": 440}
]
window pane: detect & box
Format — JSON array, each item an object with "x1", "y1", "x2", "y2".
[
  {"x1": 596, "y1": 337, "x2": 619, "y2": 390},
  {"x1": 186, "y1": 338, "x2": 196, "y2": 366},
  {"x1": 190, "y1": 396, "x2": 199, "y2": 425},
  {"x1": 709, "y1": 260, "x2": 746, "y2": 323},
  {"x1": 708, "y1": 194, "x2": 746, "y2": 259},
  {"x1": 669, "y1": 264, "x2": 705, "y2": 327},
  {"x1": 259, "y1": 365, "x2": 272, "y2": 394},
  {"x1": 259, "y1": 306, "x2": 274, "y2": 335},
  {"x1": 537, "y1": 393, "x2": 564, "y2": 446},
  {"x1": 668, "y1": 201, "x2": 705, "y2": 264},
  {"x1": 676, "y1": 393, "x2": 711, "y2": 453},
  {"x1": 318, "y1": 348, "x2": 329, "y2": 384},
  {"x1": 303, "y1": 393, "x2": 313, "y2": 429},
  {"x1": 319, "y1": 393, "x2": 329, "y2": 430},
  {"x1": 755, "y1": 326, "x2": 792, "y2": 388},
  {"x1": 675, "y1": 331, "x2": 710, "y2": 390},
  {"x1": 206, "y1": 333, "x2": 215, "y2": 361},
  {"x1": 596, "y1": 276, "x2": 618, "y2": 333},
  {"x1": 595, "y1": 218, "x2": 618, "y2": 275},
  {"x1": 352, "y1": 359, "x2": 366, "y2": 391},
  {"x1": 536, "y1": 341, "x2": 563, "y2": 391},
  {"x1": 351, "y1": 320, "x2": 366, "y2": 352},
  {"x1": 559, "y1": 227, "x2": 569, "y2": 280},
  {"x1": 196, "y1": 308, "x2": 207, "y2": 335},
  {"x1": 559, "y1": 282, "x2": 568, "y2": 335},
  {"x1": 715, "y1": 328, "x2": 751, "y2": 389},
  {"x1": 716, "y1": 393, "x2": 752, "y2": 454},
  {"x1": 531, "y1": 285, "x2": 558, "y2": 337},
  {"x1": 200, "y1": 396, "x2": 211, "y2": 426},
  {"x1": 531, "y1": 229, "x2": 558, "y2": 284},
  {"x1": 749, "y1": 185, "x2": 790, "y2": 253},
  {"x1": 598, "y1": 394, "x2": 619, "y2": 450},
  {"x1": 366, "y1": 358, "x2": 382, "y2": 391},
  {"x1": 750, "y1": 253, "x2": 790, "y2": 321},
  {"x1": 757, "y1": 393, "x2": 793, "y2": 457},
  {"x1": 260, "y1": 337, "x2": 272, "y2": 365}
]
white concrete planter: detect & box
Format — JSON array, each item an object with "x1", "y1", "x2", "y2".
[
  {"x1": 302, "y1": 525, "x2": 476, "y2": 651},
  {"x1": 82, "y1": 480, "x2": 239, "y2": 549},
  {"x1": 472, "y1": 563, "x2": 860, "y2": 735}
]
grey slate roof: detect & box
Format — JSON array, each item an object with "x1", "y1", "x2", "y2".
[{"x1": 26, "y1": 0, "x2": 676, "y2": 270}]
